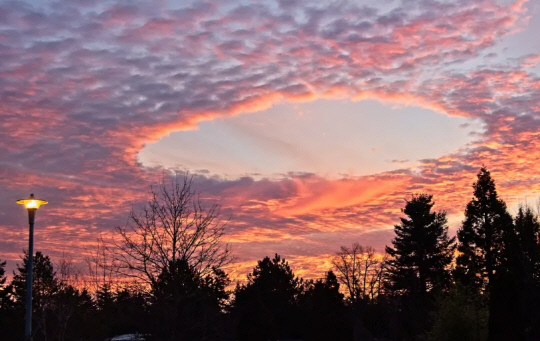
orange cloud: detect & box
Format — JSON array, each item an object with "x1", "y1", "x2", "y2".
[{"x1": 272, "y1": 176, "x2": 408, "y2": 217}]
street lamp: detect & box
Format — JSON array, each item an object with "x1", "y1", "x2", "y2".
[{"x1": 17, "y1": 194, "x2": 47, "y2": 341}]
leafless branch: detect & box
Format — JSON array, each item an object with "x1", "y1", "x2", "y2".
[{"x1": 112, "y1": 174, "x2": 233, "y2": 287}]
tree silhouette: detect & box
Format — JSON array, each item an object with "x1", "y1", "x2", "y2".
[
  {"x1": 455, "y1": 168, "x2": 513, "y2": 292},
  {"x1": 9, "y1": 252, "x2": 60, "y2": 341},
  {"x1": 151, "y1": 258, "x2": 229, "y2": 341},
  {"x1": 114, "y1": 175, "x2": 232, "y2": 287},
  {"x1": 455, "y1": 168, "x2": 516, "y2": 341},
  {"x1": 0, "y1": 258, "x2": 14, "y2": 340},
  {"x1": 0, "y1": 259, "x2": 5, "y2": 288},
  {"x1": 385, "y1": 194, "x2": 455, "y2": 339},
  {"x1": 52, "y1": 285, "x2": 95, "y2": 341},
  {"x1": 93, "y1": 284, "x2": 149, "y2": 340},
  {"x1": 234, "y1": 254, "x2": 302, "y2": 341},
  {"x1": 427, "y1": 284, "x2": 488, "y2": 341},
  {"x1": 0, "y1": 259, "x2": 6, "y2": 308},
  {"x1": 300, "y1": 271, "x2": 350, "y2": 341},
  {"x1": 332, "y1": 244, "x2": 387, "y2": 305},
  {"x1": 512, "y1": 206, "x2": 540, "y2": 340}
]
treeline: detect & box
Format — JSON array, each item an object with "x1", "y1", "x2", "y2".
[{"x1": 1, "y1": 168, "x2": 539, "y2": 341}]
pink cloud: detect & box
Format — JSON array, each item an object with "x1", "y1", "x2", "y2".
[{"x1": 0, "y1": 0, "x2": 539, "y2": 281}]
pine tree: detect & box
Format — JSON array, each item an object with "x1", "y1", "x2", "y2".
[
  {"x1": 0, "y1": 258, "x2": 10, "y2": 338},
  {"x1": 513, "y1": 206, "x2": 540, "y2": 340},
  {"x1": 455, "y1": 168, "x2": 514, "y2": 291},
  {"x1": 385, "y1": 194, "x2": 455, "y2": 339},
  {"x1": 0, "y1": 259, "x2": 6, "y2": 288},
  {"x1": 10, "y1": 251, "x2": 59, "y2": 309},
  {"x1": 234, "y1": 254, "x2": 303, "y2": 341},
  {"x1": 514, "y1": 206, "x2": 540, "y2": 284},
  {"x1": 0, "y1": 259, "x2": 6, "y2": 305},
  {"x1": 300, "y1": 271, "x2": 349, "y2": 341},
  {"x1": 150, "y1": 258, "x2": 229, "y2": 341},
  {"x1": 385, "y1": 194, "x2": 455, "y2": 298},
  {"x1": 455, "y1": 168, "x2": 516, "y2": 341},
  {"x1": 10, "y1": 251, "x2": 60, "y2": 341}
]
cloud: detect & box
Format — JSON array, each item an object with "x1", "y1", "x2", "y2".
[{"x1": 0, "y1": 0, "x2": 539, "y2": 280}]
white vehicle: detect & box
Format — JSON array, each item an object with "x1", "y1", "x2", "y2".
[{"x1": 109, "y1": 333, "x2": 147, "y2": 341}]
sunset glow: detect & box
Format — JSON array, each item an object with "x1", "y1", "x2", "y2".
[{"x1": 1, "y1": 0, "x2": 539, "y2": 281}]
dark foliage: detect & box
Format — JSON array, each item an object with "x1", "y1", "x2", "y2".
[
  {"x1": 455, "y1": 168, "x2": 518, "y2": 341},
  {"x1": 299, "y1": 271, "x2": 351, "y2": 341},
  {"x1": 385, "y1": 194, "x2": 455, "y2": 339},
  {"x1": 150, "y1": 258, "x2": 229, "y2": 341},
  {"x1": 512, "y1": 206, "x2": 540, "y2": 340},
  {"x1": 9, "y1": 251, "x2": 60, "y2": 341},
  {"x1": 0, "y1": 252, "x2": 99, "y2": 341},
  {"x1": 0, "y1": 259, "x2": 5, "y2": 287},
  {"x1": 3, "y1": 169, "x2": 540, "y2": 341},
  {"x1": 455, "y1": 168, "x2": 514, "y2": 291},
  {"x1": 93, "y1": 284, "x2": 149, "y2": 340},
  {"x1": 427, "y1": 284, "x2": 488, "y2": 341},
  {"x1": 234, "y1": 254, "x2": 303, "y2": 341}
]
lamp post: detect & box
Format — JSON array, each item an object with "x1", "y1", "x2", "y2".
[{"x1": 17, "y1": 194, "x2": 47, "y2": 341}]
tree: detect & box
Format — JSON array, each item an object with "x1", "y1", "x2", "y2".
[
  {"x1": 300, "y1": 271, "x2": 350, "y2": 341},
  {"x1": 0, "y1": 258, "x2": 6, "y2": 306},
  {"x1": 85, "y1": 235, "x2": 120, "y2": 293},
  {"x1": 52, "y1": 256, "x2": 91, "y2": 341},
  {"x1": 52, "y1": 285, "x2": 96, "y2": 341},
  {"x1": 0, "y1": 258, "x2": 14, "y2": 340},
  {"x1": 427, "y1": 284, "x2": 488, "y2": 341},
  {"x1": 114, "y1": 175, "x2": 232, "y2": 286},
  {"x1": 150, "y1": 258, "x2": 229, "y2": 341},
  {"x1": 513, "y1": 206, "x2": 540, "y2": 340},
  {"x1": 234, "y1": 254, "x2": 303, "y2": 341},
  {"x1": 331, "y1": 244, "x2": 388, "y2": 341},
  {"x1": 385, "y1": 194, "x2": 455, "y2": 339},
  {"x1": 0, "y1": 259, "x2": 5, "y2": 288},
  {"x1": 386, "y1": 194, "x2": 455, "y2": 297},
  {"x1": 10, "y1": 251, "x2": 60, "y2": 341},
  {"x1": 455, "y1": 167, "x2": 513, "y2": 290},
  {"x1": 455, "y1": 168, "x2": 516, "y2": 341},
  {"x1": 514, "y1": 206, "x2": 540, "y2": 283},
  {"x1": 93, "y1": 284, "x2": 149, "y2": 340},
  {"x1": 332, "y1": 243, "x2": 387, "y2": 304}
]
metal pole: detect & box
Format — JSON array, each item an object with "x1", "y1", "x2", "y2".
[{"x1": 25, "y1": 208, "x2": 36, "y2": 341}]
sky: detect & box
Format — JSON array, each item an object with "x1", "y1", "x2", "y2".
[{"x1": 1, "y1": 0, "x2": 539, "y2": 282}]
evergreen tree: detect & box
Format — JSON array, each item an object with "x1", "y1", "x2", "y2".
[
  {"x1": 0, "y1": 259, "x2": 6, "y2": 306},
  {"x1": 455, "y1": 168, "x2": 514, "y2": 290},
  {"x1": 96, "y1": 283, "x2": 115, "y2": 312},
  {"x1": 455, "y1": 168, "x2": 516, "y2": 341},
  {"x1": 113, "y1": 288, "x2": 149, "y2": 338},
  {"x1": 0, "y1": 259, "x2": 5, "y2": 288},
  {"x1": 385, "y1": 194, "x2": 455, "y2": 339},
  {"x1": 234, "y1": 254, "x2": 303, "y2": 341},
  {"x1": 0, "y1": 258, "x2": 14, "y2": 340},
  {"x1": 52, "y1": 284, "x2": 96, "y2": 341},
  {"x1": 94, "y1": 284, "x2": 117, "y2": 339},
  {"x1": 427, "y1": 284, "x2": 488, "y2": 341},
  {"x1": 514, "y1": 206, "x2": 540, "y2": 283},
  {"x1": 63, "y1": 288, "x2": 95, "y2": 340},
  {"x1": 300, "y1": 271, "x2": 350, "y2": 341},
  {"x1": 150, "y1": 258, "x2": 229, "y2": 341},
  {"x1": 9, "y1": 251, "x2": 60, "y2": 341},
  {"x1": 386, "y1": 194, "x2": 455, "y2": 297},
  {"x1": 513, "y1": 206, "x2": 540, "y2": 340}
]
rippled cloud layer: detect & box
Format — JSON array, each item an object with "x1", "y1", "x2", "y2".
[{"x1": 1, "y1": 0, "x2": 539, "y2": 279}]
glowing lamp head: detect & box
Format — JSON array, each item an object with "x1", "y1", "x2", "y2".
[{"x1": 17, "y1": 194, "x2": 48, "y2": 210}]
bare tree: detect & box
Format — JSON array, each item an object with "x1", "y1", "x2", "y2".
[
  {"x1": 53, "y1": 254, "x2": 83, "y2": 341},
  {"x1": 332, "y1": 243, "x2": 387, "y2": 303},
  {"x1": 113, "y1": 175, "x2": 232, "y2": 287},
  {"x1": 85, "y1": 235, "x2": 120, "y2": 292}
]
